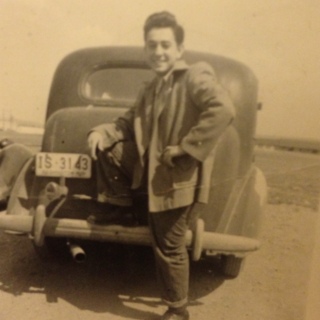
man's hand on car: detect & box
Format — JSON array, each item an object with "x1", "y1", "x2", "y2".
[{"x1": 88, "y1": 131, "x2": 104, "y2": 160}]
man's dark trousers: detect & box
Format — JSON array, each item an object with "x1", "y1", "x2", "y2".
[{"x1": 95, "y1": 142, "x2": 191, "y2": 307}]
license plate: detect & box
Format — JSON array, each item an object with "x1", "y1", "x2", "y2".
[{"x1": 35, "y1": 153, "x2": 91, "y2": 178}]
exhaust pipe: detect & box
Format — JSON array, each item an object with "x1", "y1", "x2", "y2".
[{"x1": 67, "y1": 241, "x2": 86, "y2": 263}]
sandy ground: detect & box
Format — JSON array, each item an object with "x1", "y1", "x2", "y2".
[
  {"x1": 305, "y1": 202, "x2": 320, "y2": 320},
  {"x1": 0, "y1": 203, "x2": 318, "y2": 320}
]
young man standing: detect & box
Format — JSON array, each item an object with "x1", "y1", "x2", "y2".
[{"x1": 88, "y1": 11, "x2": 235, "y2": 320}]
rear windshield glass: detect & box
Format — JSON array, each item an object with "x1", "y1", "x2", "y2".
[{"x1": 82, "y1": 68, "x2": 153, "y2": 104}]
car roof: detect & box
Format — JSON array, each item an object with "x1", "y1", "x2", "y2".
[{"x1": 47, "y1": 46, "x2": 258, "y2": 120}]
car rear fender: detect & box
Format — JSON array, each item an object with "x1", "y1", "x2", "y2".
[
  {"x1": 6, "y1": 156, "x2": 36, "y2": 217},
  {"x1": 0, "y1": 143, "x2": 33, "y2": 204},
  {"x1": 215, "y1": 165, "x2": 267, "y2": 238}
]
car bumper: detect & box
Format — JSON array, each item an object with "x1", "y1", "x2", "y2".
[{"x1": 0, "y1": 211, "x2": 260, "y2": 260}]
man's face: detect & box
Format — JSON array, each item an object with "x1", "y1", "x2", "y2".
[{"x1": 144, "y1": 27, "x2": 184, "y2": 76}]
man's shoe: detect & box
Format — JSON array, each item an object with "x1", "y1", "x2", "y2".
[{"x1": 161, "y1": 309, "x2": 190, "y2": 320}]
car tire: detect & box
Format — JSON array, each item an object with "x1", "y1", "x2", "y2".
[{"x1": 220, "y1": 255, "x2": 244, "y2": 278}]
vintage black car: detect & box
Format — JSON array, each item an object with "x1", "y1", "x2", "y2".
[{"x1": 0, "y1": 47, "x2": 267, "y2": 278}]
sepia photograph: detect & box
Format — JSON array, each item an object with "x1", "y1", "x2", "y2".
[{"x1": 0, "y1": 1, "x2": 319, "y2": 319}]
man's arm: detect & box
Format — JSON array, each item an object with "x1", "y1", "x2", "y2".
[
  {"x1": 87, "y1": 88, "x2": 145, "y2": 159},
  {"x1": 180, "y1": 62, "x2": 235, "y2": 162},
  {"x1": 161, "y1": 62, "x2": 235, "y2": 167}
]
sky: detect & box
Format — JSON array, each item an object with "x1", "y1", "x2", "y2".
[{"x1": 0, "y1": 0, "x2": 319, "y2": 139}]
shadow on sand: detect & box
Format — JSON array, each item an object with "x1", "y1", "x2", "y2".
[{"x1": 0, "y1": 233, "x2": 226, "y2": 319}]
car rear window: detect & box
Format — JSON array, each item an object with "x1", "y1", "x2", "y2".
[{"x1": 82, "y1": 68, "x2": 153, "y2": 104}]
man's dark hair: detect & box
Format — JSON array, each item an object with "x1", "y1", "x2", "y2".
[{"x1": 144, "y1": 11, "x2": 184, "y2": 45}]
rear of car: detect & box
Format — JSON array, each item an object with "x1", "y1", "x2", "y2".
[{"x1": 0, "y1": 47, "x2": 267, "y2": 277}]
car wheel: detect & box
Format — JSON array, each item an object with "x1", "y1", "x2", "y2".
[
  {"x1": 220, "y1": 255, "x2": 244, "y2": 278},
  {"x1": 32, "y1": 237, "x2": 70, "y2": 261}
]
